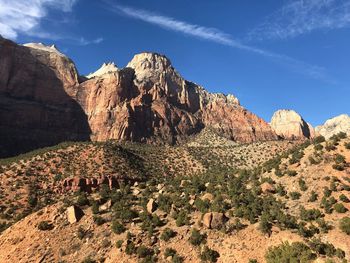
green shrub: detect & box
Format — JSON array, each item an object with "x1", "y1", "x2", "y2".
[
  {"x1": 200, "y1": 246, "x2": 220, "y2": 262},
  {"x1": 339, "y1": 194, "x2": 350, "y2": 203},
  {"x1": 37, "y1": 220, "x2": 53, "y2": 231},
  {"x1": 76, "y1": 193, "x2": 89, "y2": 206},
  {"x1": 160, "y1": 228, "x2": 176, "y2": 241},
  {"x1": 314, "y1": 136, "x2": 326, "y2": 144},
  {"x1": 298, "y1": 178, "x2": 308, "y2": 191},
  {"x1": 111, "y1": 220, "x2": 126, "y2": 234},
  {"x1": 136, "y1": 245, "x2": 153, "y2": 258},
  {"x1": 188, "y1": 228, "x2": 206, "y2": 246},
  {"x1": 334, "y1": 203, "x2": 348, "y2": 213},
  {"x1": 116, "y1": 240, "x2": 123, "y2": 248},
  {"x1": 339, "y1": 217, "x2": 350, "y2": 235},
  {"x1": 345, "y1": 142, "x2": 350, "y2": 149},
  {"x1": 91, "y1": 201, "x2": 99, "y2": 214},
  {"x1": 93, "y1": 215, "x2": 105, "y2": 226},
  {"x1": 125, "y1": 240, "x2": 136, "y2": 255},
  {"x1": 308, "y1": 238, "x2": 336, "y2": 257},
  {"x1": 286, "y1": 170, "x2": 297, "y2": 177},
  {"x1": 290, "y1": 192, "x2": 301, "y2": 200},
  {"x1": 308, "y1": 191, "x2": 318, "y2": 202},
  {"x1": 265, "y1": 242, "x2": 315, "y2": 263},
  {"x1": 300, "y1": 207, "x2": 323, "y2": 221},
  {"x1": 164, "y1": 248, "x2": 177, "y2": 258},
  {"x1": 175, "y1": 210, "x2": 190, "y2": 227}
]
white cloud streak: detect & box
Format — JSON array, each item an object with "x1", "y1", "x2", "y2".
[
  {"x1": 0, "y1": 0, "x2": 103, "y2": 45},
  {"x1": 109, "y1": 3, "x2": 329, "y2": 81},
  {"x1": 248, "y1": 0, "x2": 350, "y2": 40}
]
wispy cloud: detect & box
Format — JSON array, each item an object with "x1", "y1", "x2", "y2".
[
  {"x1": 0, "y1": 0, "x2": 103, "y2": 45},
  {"x1": 108, "y1": 3, "x2": 329, "y2": 82},
  {"x1": 248, "y1": 0, "x2": 350, "y2": 40}
]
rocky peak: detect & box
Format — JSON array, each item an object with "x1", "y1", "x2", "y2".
[
  {"x1": 127, "y1": 52, "x2": 172, "y2": 72},
  {"x1": 86, "y1": 62, "x2": 118, "y2": 79},
  {"x1": 270, "y1": 109, "x2": 314, "y2": 140},
  {"x1": 23, "y1": 42, "x2": 65, "y2": 57},
  {"x1": 315, "y1": 114, "x2": 350, "y2": 139}
]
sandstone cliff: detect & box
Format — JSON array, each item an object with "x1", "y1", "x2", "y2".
[
  {"x1": 0, "y1": 38, "x2": 90, "y2": 158},
  {"x1": 270, "y1": 110, "x2": 314, "y2": 140},
  {"x1": 77, "y1": 52, "x2": 277, "y2": 144},
  {"x1": 0, "y1": 38, "x2": 278, "y2": 157},
  {"x1": 316, "y1": 114, "x2": 350, "y2": 139}
]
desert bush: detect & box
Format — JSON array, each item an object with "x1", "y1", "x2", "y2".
[
  {"x1": 285, "y1": 170, "x2": 297, "y2": 177},
  {"x1": 339, "y1": 217, "x2": 350, "y2": 235},
  {"x1": 175, "y1": 210, "x2": 190, "y2": 227},
  {"x1": 289, "y1": 191, "x2": 301, "y2": 200},
  {"x1": 345, "y1": 142, "x2": 350, "y2": 149},
  {"x1": 339, "y1": 194, "x2": 350, "y2": 203},
  {"x1": 265, "y1": 242, "x2": 315, "y2": 263},
  {"x1": 136, "y1": 245, "x2": 153, "y2": 258},
  {"x1": 308, "y1": 191, "x2": 318, "y2": 202},
  {"x1": 334, "y1": 203, "x2": 348, "y2": 213},
  {"x1": 300, "y1": 207, "x2": 323, "y2": 221},
  {"x1": 37, "y1": 221, "x2": 53, "y2": 231},
  {"x1": 189, "y1": 228, "x2": 206, "y2": 246},
  {"x1": 93, "y1": 215, "x2": 105, "y2": 226},
  {"x1": 160, "y1": 228, "x2": 176, "y2": 241},
  {"x1": 111, "y1": 220, "x2": 126, "y2": 234},
  {"x1": 164, "y1": 248, "x2": 177, "y2": 258},
  {"x1": 314, "y1": 136, "x2": 326, "y2": 144},
  {"x1": 200, "y1": 246, "x2": 220, "y2": 262}
]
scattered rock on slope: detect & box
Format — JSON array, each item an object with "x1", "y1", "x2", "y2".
[
  {"x1": 315, "y1": 114, "x2": 350, "y2": 139},
  {"x1": 270, "y1": 110, "x2": 314, "y2": 140}
]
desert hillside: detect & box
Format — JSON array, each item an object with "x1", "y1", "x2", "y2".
[{"x1": 0, "y1": 133, "x2": 349, "y2": 262}]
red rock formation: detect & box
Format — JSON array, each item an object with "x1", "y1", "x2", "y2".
[
  {"x1": 0, "y1": 38, "x2": 278, "y2": 157},
  {"x1": 59, "y1": 175, "x2": 122, "y2": 193},
  {"x1": 0, "y1": 38, "x2": 90, "y2": 157},
  {"x1": 77, "y1": 52, "x2": 277, "y2": 144}
]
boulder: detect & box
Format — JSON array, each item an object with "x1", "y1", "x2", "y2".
[
  {"x1": 203, "y1": 212, "x2": 226, "y2": 229},
  {"x1": 201, "y1": 193, "x2": 214, "y2": 202},
  {"x1": 261, "y1": 182, "x2": 276, "y2": 194},
  {"x1": 147, "y1": 198, "x2": 157, "y2": 214},
  {"x1": 66, "y1": 205, "x2": 84, "y2": 224},
  {"x1": 99, "y1": 200, "x2": 112, "y2": 212}
]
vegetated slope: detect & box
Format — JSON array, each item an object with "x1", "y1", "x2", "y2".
[
  {"x1": 0, "y1": 132, "x2": 294, "y2": 231},
  {"x1": 0, "y1": 133, "x2": 350, "y2": 262}
]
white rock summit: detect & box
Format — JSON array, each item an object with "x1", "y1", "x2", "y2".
[
  {"x1": 316, "y1": 114, "x2": 350, "y2": 139},
  {"x1": 271, "y1": 109, "x2": 314, "y2": 140},
  {"x1": 87, "y1": 62, "x2": 118, "y2": 79}
]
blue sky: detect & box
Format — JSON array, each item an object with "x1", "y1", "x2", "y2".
[{"x1": 0, "y1": 0, "x2": 349, "y2": 126}]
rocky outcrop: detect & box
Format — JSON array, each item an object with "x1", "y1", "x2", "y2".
[
  {"x1": 0, "y1": 38, "x2": 91, "y2": 157},
  {"x1": 270, "y1": 110, "x2": 314, "y2": 140},
  {"x1": 66, "y1": 205, "x2": 84, "y2": 224},
  {"x1": 0, "y1": 38, "x2": 278, "y2": 157},
  {"x1": 315, "y1": 114, "x2": 350, "y2": 139},
  {"x1": 59, "y1": 175, "x2": 122, "y2": 193},
  {"x1": 203, "y1": 212, "x2": 227, "y2": 229}
]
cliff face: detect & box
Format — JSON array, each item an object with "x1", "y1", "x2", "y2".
[
  {"x1": 0, "y1": 39, "x2": 277, "y2": 157},
  {"x1": 0, "y1": 38, "x2": 91, "y2": 157},
  {"x1": 78, "y1": 52, "x2": 277, "y2": 144},
  {"x1": 316, "y1": 114, "x2": 350, "y2": 139},
  {"x1": 270, "y1": 110, "x2": 315, "y2": 140}
]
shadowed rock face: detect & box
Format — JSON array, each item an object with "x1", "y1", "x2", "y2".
[
  {"x1": 0, "y1": 38, "x2": 91, "y2": 158},
  {"x1": 0, "y1": 39, "x2": 277, "y2": 157}
]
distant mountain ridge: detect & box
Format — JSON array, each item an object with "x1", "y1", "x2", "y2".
[{"x1": 0, "y1": 38, "x2": 277, "y2": 157}]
